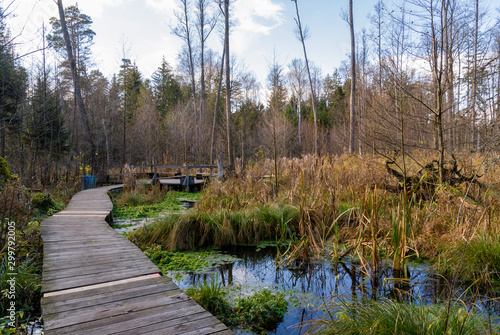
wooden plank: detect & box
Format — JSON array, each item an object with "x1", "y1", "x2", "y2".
[
  {"x1": 43, "y1": 280, "x2": 179, "y2": 314},
  {"x1": 43, "y1": 291, "x2": 189, "y2": 329},
  {"x1": 41, "y1": 186, "x2": 234, "y2": 335},
  {"x1": 42, "y1": 267, "x2": 160, "y2": 293},
  {"x1": 118, "y1": 314, "x2": 220, "y2": 335},
  {"x1": 45, "y1": 301, "x2": 206, "y2": 335},
  {"x1": 42, "y1": 275, "x2": 164, "y2": 300}
]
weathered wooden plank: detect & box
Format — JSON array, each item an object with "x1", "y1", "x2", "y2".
[
  {"x1": 42, "y1": 267, "x2": 160, "y2": 293},
  {"x1": 43, "y1": 291, "x2": 189, "y2": 329},
  {"x1": 41, "y1": 185, "x2": 234, "y2": 335},
  {"x1": 45, "y1": 301, "x2": 206, "y2": 335},
  {"x1": 158, "y1": 318, "x2": 227, "y2": 335},
  {"x1": 43, "y1": 280, "x2": 179, "y2": 314},
  {"x1": 42, "y1": 261, "x2": 159, "y2": 281},
  {"x1": 116, "y1": 313, "x2": 218, "y2": 335}
]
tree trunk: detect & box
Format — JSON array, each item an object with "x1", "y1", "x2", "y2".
[
  {"x1": 349, "y1": 0, "x2": 356, "y2": 155},
  {"x1": 298, "y1": 94, "x2": 302, "y2": 153},
  {"x1": 470, "y1": 0, "x2": 479, "y2": 151},
  {"x1": 1, "y1": 119, "x2": 5, "y2": 158},
  {"x1": 293, "y1": 0, "x2": 318, "y2": 156},
  {"x1": 224, "y1": 0, "x2": 234, "y2": 170},
  {"x1": 211, "y1": 45, "x2": 225, "y2": 164},
  {"x1": 57, "y1": 0, "x2": 95, "y2": 160}
]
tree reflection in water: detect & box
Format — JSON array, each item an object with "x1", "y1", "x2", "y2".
[{"x1": 174, "y1": 245, "x2": 500, "y2": 334}]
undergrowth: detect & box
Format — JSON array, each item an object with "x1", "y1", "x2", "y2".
[{"x1": 1, "y1": 176, "x2": 73, "y2": 334}]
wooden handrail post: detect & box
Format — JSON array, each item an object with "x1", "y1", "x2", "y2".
[
  {"x1": 152, "y1": 167, "x2": 158, "y2": 185},
  {"x1": 186, "y1": 167, "x2": 190, "y2": 192},
  {"x1": 217, "y1": 156, "x2": 224, "y2": 180}
]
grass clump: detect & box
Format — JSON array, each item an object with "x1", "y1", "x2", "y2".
[
  {"x1": 316, "y1": 299, "x2": 498, "y2": 335},
  {"x1": 129, "y1": 204, "x2": 299, "y2": 250},
  {"x1": 438, "y1": 234, "x2": 500, "y2": 284},
  {"x1": 31, "y1": 192, "x2": 64, "y2": 217},
  {"x1": 185, "y1": 279, "x2": 232, "y2": 321}
]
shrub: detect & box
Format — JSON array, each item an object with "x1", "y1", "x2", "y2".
[{"x1": 31, "y1": 192, "x2": 63, "y2": 217}]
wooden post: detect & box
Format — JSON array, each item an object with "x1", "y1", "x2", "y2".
[
  {"x1": 217, "y1": 156, "x2": 224, "y2": 180},
  {"x1": 152, "y1": 167, "x2": 157, "y2": 186},
  {"x1": 186, "y1": 167, "x2": 190, "y2": 192}
]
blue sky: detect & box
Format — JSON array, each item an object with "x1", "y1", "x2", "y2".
[{"x1": 11, "y1": 0, "x2": 376, "y2": 87}]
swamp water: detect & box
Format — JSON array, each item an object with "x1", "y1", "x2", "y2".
[{"x1": 111, "y1": 218, "x2": 500, "y2": 334}]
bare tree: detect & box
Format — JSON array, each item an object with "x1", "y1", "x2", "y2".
[
  {"x1": 222, "y1": 0, "x2": 234, "y2": 169},
  {"x1": 469, "y1": 0, "x2": 479, "y2": 151},
  {"x1": 288, "y1": 58, "x2": 306, "y2": 153},
  {"x1": 196, "y1": 0, "x2": 218, "y2": 124},
  {"x1": 292, "y1": 0, "x2": 319, "y2": 156},
  {"x1": 172, "y1": 0, "x2": 197, "y2": 125}
]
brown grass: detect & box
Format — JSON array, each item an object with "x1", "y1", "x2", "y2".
[{"x1": 130, "y1": 153, "x2": 500, "y2": 273}]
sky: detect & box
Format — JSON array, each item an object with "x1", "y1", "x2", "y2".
[{"x1": 8, "y1": 0, "x2": 376, "y2": 89}]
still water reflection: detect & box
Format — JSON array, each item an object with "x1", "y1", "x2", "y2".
[{"x1": 171, "y1": 245, "x2": 500, "y2": 334}]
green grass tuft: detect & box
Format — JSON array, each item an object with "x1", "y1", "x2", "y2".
[
  {"x1": 438, "y1": 234, "x2": 500, "y2": 284},
  {"x1": 316, "y1": 299, "x2": 498, "y2": 335}
]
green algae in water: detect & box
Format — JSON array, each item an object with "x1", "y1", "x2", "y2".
[
  {"x1": 113, "y1": 191, "x2": 201, "y2": 219},
  {"x1": 144, "y1": 244, "x2": 239, "y2": 280}
]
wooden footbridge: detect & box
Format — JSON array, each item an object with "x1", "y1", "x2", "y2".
[
  {"x1": 40, "y1": 186, "x2": 233, "y2": 335},
  {"x1": 104, "y1": 164, "x2": 223, "y2": 192}
]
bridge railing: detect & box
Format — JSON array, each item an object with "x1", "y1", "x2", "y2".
[{"x1": 109, "y1": 161, "x2": 223, "y2": 192}]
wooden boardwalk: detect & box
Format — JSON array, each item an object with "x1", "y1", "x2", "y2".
[{"x1": 41, "y1": 186, "x2": 233, "y2": 335}]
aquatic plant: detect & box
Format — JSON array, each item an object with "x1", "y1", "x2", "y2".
[
  {"x1": 185, "y1": 278, "x2": 232, "y2": 321},
  {"x1": 185, "y1": 282, "x2": 288, "y2": 335},
  {"x1": 234, "y1": 289, "x2": 288, "y2": 334},
  {"x1": 112, "y1": 189, "x2": 200, "y2": 219},
  {"x1": 144, "y1": 244, "x2": 210, "y2": 273}
]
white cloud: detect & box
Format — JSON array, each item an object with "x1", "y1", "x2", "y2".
[
  {"x1": 144, "y1": 0, "x2": 177, "y2": 23},
  {"x1": 232, "y1": 0, "x2": 285, "y2": 55},
  {"x1": 234, "y1": 0, "x2": 284, "y2": 35},
  {"x1": 82, "y1": 0, "x2": 126, "y2": 18}
]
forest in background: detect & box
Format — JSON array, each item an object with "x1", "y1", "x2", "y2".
[{"x1": 0, "y1": 0, "x2": 499, "y2": 186}]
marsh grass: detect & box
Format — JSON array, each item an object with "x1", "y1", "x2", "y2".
[
  {"x1": 129, "y1": 204, "x2": 299, "y2": 250},
  {"x1": 128, "y1": 154, "x2": 500, "y2": 285},
  {"x1": 185, "y1": 278, "x2": 232, "y2": 321},
  {"x1": 314, "y1": 299, "x2": 498, "y2": 335},
  {"x1": 438, "y1": 234, "x2": 500, "y2": 284}
]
